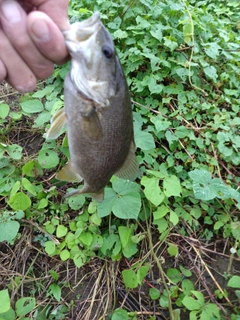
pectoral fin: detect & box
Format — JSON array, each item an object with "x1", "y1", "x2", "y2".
[
  {"x1": 114, "y1": 141, "x2": 141, "y2": 181},
  {"x1": 81, "y1": 106, "x2": 103, "y2": 140},
  {"x1": 56, "y1": 161, "x2": 82, "y2": 183},
  {"x1": 46, "y1": 108, "x2": 67, "y2": 140}
]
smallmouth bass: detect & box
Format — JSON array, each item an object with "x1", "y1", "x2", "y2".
[{"x1": 46, "y1": 12, "x2": 140, "y2": 202}]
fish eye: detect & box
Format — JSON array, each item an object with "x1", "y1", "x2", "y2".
[{"x1": 102, "y1": 45, "x2": 113, "y2": 59}]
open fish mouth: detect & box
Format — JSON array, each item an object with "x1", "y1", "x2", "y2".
[{"x1": 63, "y1": 12, "x2": 101, "y2": 43}]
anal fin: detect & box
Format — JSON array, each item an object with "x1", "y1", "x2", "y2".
[
  {"x1": 56, "y1": 162, "x2": 82, "y2": 183},
  {"x1": 114, "y1": 141, "x2": 141, "y2": 181}
]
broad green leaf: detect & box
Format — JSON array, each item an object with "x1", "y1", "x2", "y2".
[
  {"x1": 122, "y1": 269, "x2": 138, "y2": 289},
  {"x1": 0, "y1": 308, "x2": 15, "y2": 320},
  {"x1": 22, "y1": 178, "x2": 36, "y2": 196},
  {"x1": 0, "y1": 221, "x2": 20, "y2": 243},
  {"x1": 0, "y1": 103, "x2": 10, "y2": 119},
  {"x1": 112, "y1": 192, "x2": 141, "y2": 220},
  {"x1": 167, "y1": 268, "x2": 182, "y2": 284},
  {"x1": 111, "y1": 308, "x2": 129, "y2": 320},
  {"x1": 97, "y1": 188, "x2": 116, "y2": 218},
  {"x1": 159, "y1": 294, "x2": 169, "y2": 307},
  {"x1": 134, "y1": 129, "x2": 155, "y2": 150},
  {"x1": 73, "y1": 252, "x2": 86, "y2": 268},
  {"x1": 44, "y1": 241, "x2": 56, "y2": 255},
  {"x1": 9, "y1": 181, "x2": 21, "y2": 199},
  {"x1": 112, "y1": 177, "x2": 140, "y2": 194},
  {"x1": 0, "y1": 289, "x2": 10, "y2": 313},
  {"x1": 167, "y1": 243, "x2": 179, "y2": 257},
  {"x1": 15, "y1": 297, "x2": 36, "y2": 317},
  {"x1": 60, "y1": 249, "x2": 70, "y2": 261},
  {"x1": 8, "y1": 192, "x2": 31, "y2": 211},
  {"x1": 118, "y1": 226, "x2": 138, "y2": 258},
  {"x1": 227, "y1": 276, "x2": 240, "y2": 288},
  {"x1": 20, "y1": 99, "x2": 44, "y2": 113},
  {"x1": 22, "y1": 160, "x2": 43, "y2": 177},
  {"x1": 141, "y1": 176, "x2": 164, "y2": 206},
  {"x1": 7, "y1": 144, "x2": 22, "y2": 160},
  {"x1": 79, "y1": 231, "x2": 93, "y2": 246},
  {"x1": 170, "y1": 210, "x2": 179, "y2": 226},
  {"x1": 149, "y1": 288, "x2": 160, "y2": 300},
  {"x1": 200, "y1": 304, "x2": 220, "y2": 320},
  {"x1": 137, "y1": 265, "x2": 149, "y2": 284},
  {"x1": 67, "y1": 193, "x2": 85, "y2": 210},
  {"x1": 163, "y1": 175, "x2": 182, "y2": 197},
  {"x1": 182, "y1": 279, "x2": 194, "y2": 295},
  {"x1": 56, "y1": 225, "x2": 68, "y2": 238},
  {"x1": 153, "y1": 205, "x2": 169, "y2": 220},
  {"x1": 48, "y1": 284, "x2": 61, "y2": 302},
  {"x1": 38, "y1": 149, "x2": 59, "y2": 169},
  {"x1": 203, "y1": 65, "x2": 218, "y2": 82}
]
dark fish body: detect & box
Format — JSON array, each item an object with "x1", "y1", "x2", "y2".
[{"x1": 46, "y1": 13, "x2": 139, "y2": 201}]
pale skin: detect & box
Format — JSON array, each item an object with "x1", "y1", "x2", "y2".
[{"x1": 0, "y1": 0, "x2": 70, "y2": 92}]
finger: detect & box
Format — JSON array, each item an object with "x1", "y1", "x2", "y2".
[
  {"x1": 0, "y1": 58, "x2": 7, "y2": 84},
  {"x1": 30, "y1": 0, "x2": 70, "y2": 30},
  {"x1": 0, "y1": 29, "x2": 36, "y2": 92},
  {"x1": 0, "y1": 0, "x2": 55, "y2": 79},
  {"x1": 28, "y1": 11, "x2": 69, "y2": 65}
]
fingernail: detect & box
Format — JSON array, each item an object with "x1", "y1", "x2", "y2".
[
  {"x1": 1, "y1": 1, "x2": 22, "y2": 23},
  {"x1": 31, "y1": 19, "x2": 50, "y2": 42}
]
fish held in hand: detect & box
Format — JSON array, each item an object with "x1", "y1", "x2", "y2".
[{"x1": 46, "y1": 12, "x2": 140, "y2": 202}]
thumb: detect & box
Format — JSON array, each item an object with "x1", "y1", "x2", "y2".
[{"x1": 27, "y1": 12, "x2": 69, "y2": 65}]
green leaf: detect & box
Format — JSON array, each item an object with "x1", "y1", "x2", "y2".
[
  {"x1": 163, "y1": 175, "x2": 182, "y2": 197},
  {"x1": 134, "y1": 129, "x2": 155, "y2": 150},
  {"x1": 170, "y1": 210, "x2": 179, "y2": 226},
  {"x1": 137, "y1": 265, "x2": 149, "y2": 285},
  {"x1": 67, "y1": 194, "x2": 85, "y2": 210},
  {"x1": 118, "y1": 226, "x2": 138, "y2": 258},
  {"x1": 112, "y1": 192, "x2": 141, "y2": 220},
  {"x1": 48, "y1": 284, "x2": 61, "y2": 302},
  {"x1": 122, "y1": 269, "x2": 138, "y2": 289},
  {"x1": 167, "y1": 243, "x2": 179, "y2": 257},
  {"x1": 38, "y1": 149, "x2": 59, "y2": 169},
  {"x1": 56, "y1": 225, "x2": 68, "y2": 238},
  {"x1": 159, "y1": 294, "x2": 169, "y2": 307},
  {"x1": 0, "y1": 289, "x2": 10, "y2": 313},
  {"x1": 15, "y1": 297, "x2": 36, "y2": 317},
  {"x1": 8, "y1": 192, "x2": 31, "y2": 211},
  {"x1": 60, "y1": 249, "x2": 70, "y2": 261},
  {"x1": 22, "y1": 160, "x2": 43, "y2": 177},
  {"x1": 44, "y1": 241, "x2": 56, "y2": 255},
  {"x1": 0, "y1": 103, "x2": 10, "y2": 119},
  {"x1": 167, "y1": 268, "x2": 182, "y2": 284},
  {"x1": 0, "y1": 308, "x2": 15, "y2": 320},
  {"x1": 227, "y1": 276, "x2": 240, "y2": 288},
  {"x1": 149, "y1": 288, "x2": 160, "y2": 300},
  {"x1": 0, "y1": 221, "x2": 20, "y2": 243},
  {"x1": 22, "y1": 178, "x2": 37, "y2": 196},
  {"x1": 97, "y1": 188, "x2": 116, "y2": 218},
  {"x1": 111, "y1": 308, "x2": 129, "y2": 320},
  {"x1": 203, "y1": 66, "x2": 218, "y2": 82},
  {"x1": 20, "y1": 99, "x2": 44, "y2": 113},
  {"x1": 79, "y1": 231, "x2": 93, "y2": 246},
  {"x1": 182, "y1": 291, "x2": 204, "y2": 311},
  {"x1": 7, "y1": 144, "x2": 22, "y2": 160},
  {"x1": 9, "y1": 181, "x2": 21, "y2": 199},
  {"x1": 141, "y1": 176, "x2": 164, "y2": 206}
]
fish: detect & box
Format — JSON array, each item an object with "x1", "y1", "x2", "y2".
[{"x1": 46, "y1": 12, "x2": 140, "y2": 202}]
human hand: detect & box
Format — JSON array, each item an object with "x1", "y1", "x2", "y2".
[{"x1": 0, "y1": 0, "x2": 70, "y2": 92}]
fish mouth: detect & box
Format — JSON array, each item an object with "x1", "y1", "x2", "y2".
[{"x1": 63, "y1": 12, "x2": 101, "y2": 43}]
